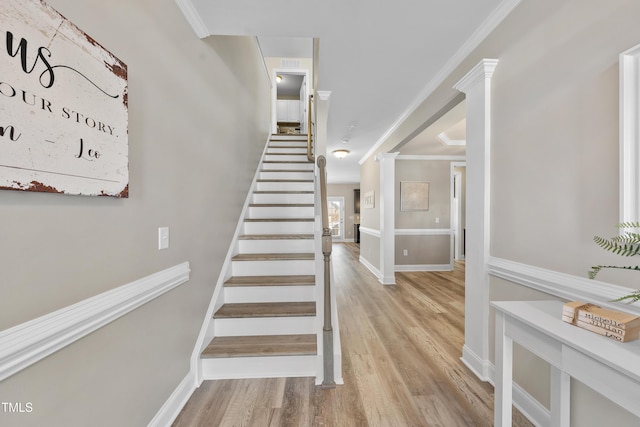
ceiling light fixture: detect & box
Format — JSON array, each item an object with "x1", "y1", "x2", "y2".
[
  {"x1": 332, "y1": 149, "x2": 350, "y2": 159},
  {"x1": 276, "y1": 75, "x2": 283, "y2": 83}
]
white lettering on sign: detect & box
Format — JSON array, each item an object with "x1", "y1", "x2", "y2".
[{"x1": 0, "y1": 0, "x2": 128, "y2": 197}]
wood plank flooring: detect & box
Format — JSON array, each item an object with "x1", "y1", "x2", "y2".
[{"x1": 173, "y1": 243, "x2": 534, "y2": 427}]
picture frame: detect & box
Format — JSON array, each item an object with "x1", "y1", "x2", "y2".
[
  {"x1": 363, "y1": 190, "x2": 375, "y2": 209},
  {"x1": 400, "y1": 181, "x2": 429, "y2": 211}
]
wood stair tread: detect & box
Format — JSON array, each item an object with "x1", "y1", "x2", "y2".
[
  {"x1": 225, "y1": 275, "x2": 316, "y2": 287},
  {"x1": 261, "y1": 169, "x2": 312, "y2": 173},
  {"x1": 214, "y1": 302, "x2": 316, "y2": 318},
  {"x1": 262, "y1": 161, "x2": 312, "y2": 164},
  {"x1": 249, "y1": 205, "x2": 313, "y2": 210},
  {"x1": 202, "y1": 334, "x2": 317, "y2": 358},
  {"x1": 265, "y1": 152, "x2": 310, "y2": 156},
  {"x1": 257, "y1": 179, "x2": 313, "y2": 182},
  {"x1": 232, "y1": 253, "x2": 314, "y2": 261},
  {"x1": 244, "y1": 218, "x2": 314, "y2": 222},
  {"x1": 253, "y1": 190, "x2": 314, "y2": 194},
  {"x1": 238, "y1": 234, "x2": 314, "y2": 240}
]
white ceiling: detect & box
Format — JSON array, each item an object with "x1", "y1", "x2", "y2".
[{"x1": 181, "y1": 0, "x2": 508, "y2": 182}]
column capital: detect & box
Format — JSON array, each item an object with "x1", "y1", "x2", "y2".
[{"x1": 454, "y1": 59, "x2": 499, "y2": 94}]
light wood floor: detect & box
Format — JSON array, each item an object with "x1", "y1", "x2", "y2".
[{"x1": 173, "y1": 243, "x2": 534, "y2": 426}]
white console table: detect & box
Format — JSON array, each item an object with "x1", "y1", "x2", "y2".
[{"x1": 492, "y1": 300, "x2": 640, "y2": 426}]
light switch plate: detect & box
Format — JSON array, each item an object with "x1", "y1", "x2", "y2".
[{"x1": 158, "y1": 227, "x2": 169, "y2": 250}]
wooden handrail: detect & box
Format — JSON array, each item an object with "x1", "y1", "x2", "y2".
[
  {"x1": 307, "y1": 94, "x2": 314, "y2": 162},
  {"x1": 317, "y1": 155, "x2": 335, "y2": 388}
]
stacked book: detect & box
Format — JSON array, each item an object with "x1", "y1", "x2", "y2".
[{"x1": 562, "y1": 301, "x2": 640, "y2": 342}]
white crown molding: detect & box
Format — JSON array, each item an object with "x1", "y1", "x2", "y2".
[
  {"x1": 453, "y1": 59, "x2": 499, "y2": 94},
  {"x1": 395, "y1": 228, "x2": 452, "y2": 236},
  {"x1": 488, "y1": 256, "x2": 640, "y2": 315},
  {"x1": 359, "y1": 0, "x2": 522, "y2": 165},
  {"x1": 438, "y1": 132, "x2": 466, "y2": 146},
  {"x1": 174, "y1": 0, "x2": 210, "y2": 38},
  {"x1": 0, "y1": 262, "x2": 190, "y2": 382},
  {"x1": 396, "y1": 155, "x2": 466, "y2": 161}
]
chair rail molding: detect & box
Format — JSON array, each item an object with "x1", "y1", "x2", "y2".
[
  {"x1": 395, "y1": 228, "x2": 452, "y2": 236},
  {"x1": 0, "y1": 262, "x2": 190, "y2": 382},
  {"x1": 488, "y1": 256, "x2": 640, "y2": 315},
  {"x1": 358, "y1": 226, "x2": 381, "y2": 237}
]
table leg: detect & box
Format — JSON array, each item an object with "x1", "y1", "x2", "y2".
[
  {"x1": 550, "y1": 366, "x2": 570, "y2": 427},
  {"x1": 495, "y1": 312, "x2": 513, "y2": 427}
]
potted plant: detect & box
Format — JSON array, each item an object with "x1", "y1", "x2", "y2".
[{"x1": 590, "y1": 222, "x2": 640, "y2": 303}]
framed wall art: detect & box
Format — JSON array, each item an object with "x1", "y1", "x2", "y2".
[
  {"x1": 401, "y1": 181, "x2": 429, "y2": 211},
  {"x1": 0, "y1": 0, "x2": 129, "y2": 197}
]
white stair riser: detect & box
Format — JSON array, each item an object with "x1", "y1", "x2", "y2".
[
  {"x1": 267, "y1": 147, "x2": 308, "y2": 154},
  {"x1": 238, "y1": 239, "x2": 314, "y2": 254},
  {"x1": 232, "y1": 259, "x2": 314, "y2": 276},
  {"x1": 252, "y1": 193, "x2": 314, "y2": 204},
  {"x1": 200, "y1": 354, "x2": 316, "y2": 380},
  {"x1": 259, "y1": 171, "x2": 313, "y2": 180},
  {"x1": 224, "y1": 285, "x2": 315, "y2": 303},
  {"x1": 214, "y1": 316, "x2": 316, "y2": 336},
  {"x1": 264, "y1": 154, "x2": 309, "y2": 162},
  {"x1": 244, "y1": 221, "x2": 314, "y2": 234},
  {"x1": 256, "y1": 181, "x2": 314, "y2": 192},
  {"x1": 262, "y1": 162, "x2": 313, "y2": 171},
  {"x1": 270, "y1": 136, "x2": 308, "y2": 142},
  {"x1": 248, "y1": 206, "x2": 314, "y2": 219}
]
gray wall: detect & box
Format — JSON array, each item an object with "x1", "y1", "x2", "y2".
[
  {"x1": 359, "y1": 0, "x2": 640, "y2": 424},
  {"x1": 395, "y1": 160, "x2": 452, "y2": 266},
  {"x1": 359, "y1": 156, "x2": 380, "y2": 268},
  {"x1": 0, "y1": 0, "x2": 271, "y2": 425}
]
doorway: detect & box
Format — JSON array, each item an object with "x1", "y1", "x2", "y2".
[
  {"x1": 451, "y1": 163, "x2": 466, "y2": 260},
  {"x1": 272, "y1": 69, "x2": 310, "y2": 135},
  {"x1": 328, "y1": 196, "x2": 345, "y2": 241}
]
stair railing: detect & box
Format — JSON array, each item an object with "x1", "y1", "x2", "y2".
[
  {"x1": 307, "y1": 94, "x2": 315, "y2": 162},
  {"x1": 316, "y1": 155, "x2": 335, "y2": 388}
]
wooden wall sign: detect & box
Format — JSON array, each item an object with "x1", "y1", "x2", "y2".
[{"x1": 0, "y1": 0, "x2": 128, "y2": 197}]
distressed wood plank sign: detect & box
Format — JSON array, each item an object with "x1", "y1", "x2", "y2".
[{"x1": 0, "y1": 0, "x2": 128, "y2": 197}]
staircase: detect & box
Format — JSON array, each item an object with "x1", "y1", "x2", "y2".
[{"x1": 200, "y1": 134, "x2": 319, "y2": 380}]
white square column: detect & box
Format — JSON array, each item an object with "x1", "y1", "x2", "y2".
[{"x1": 454, "y1": 59, "x2": 498, "y2": 379}]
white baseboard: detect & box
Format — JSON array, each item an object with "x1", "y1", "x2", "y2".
[
  {"x1": 460, "y1": 345, "x2": 490, "y2": 381},
  {"x1": 359, "y1": 255, "x2": 382, "y2": 281},
  {"x1": 0, "y1": 262, "x2": 190, "y2": 382},
  {"x1": 395, "y1": 264, "x2": 453, "y2": 272},
  {"x1": 486, "y1": 363, "x2": 549, "y2": 427},
  {"x1": 148, "y1": 369, "x2": 197, "y2": 427},
  {"x1": 462, "y1": 345, "x2": 549, "y2": 427}
]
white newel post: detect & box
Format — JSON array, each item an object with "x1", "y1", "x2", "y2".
[
  {"x1": 377, "y1": 152, "x2": 398, "y2": 285},
  {"x1": 454, "y1": 59, "x2": 498, "y2": 379}
]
